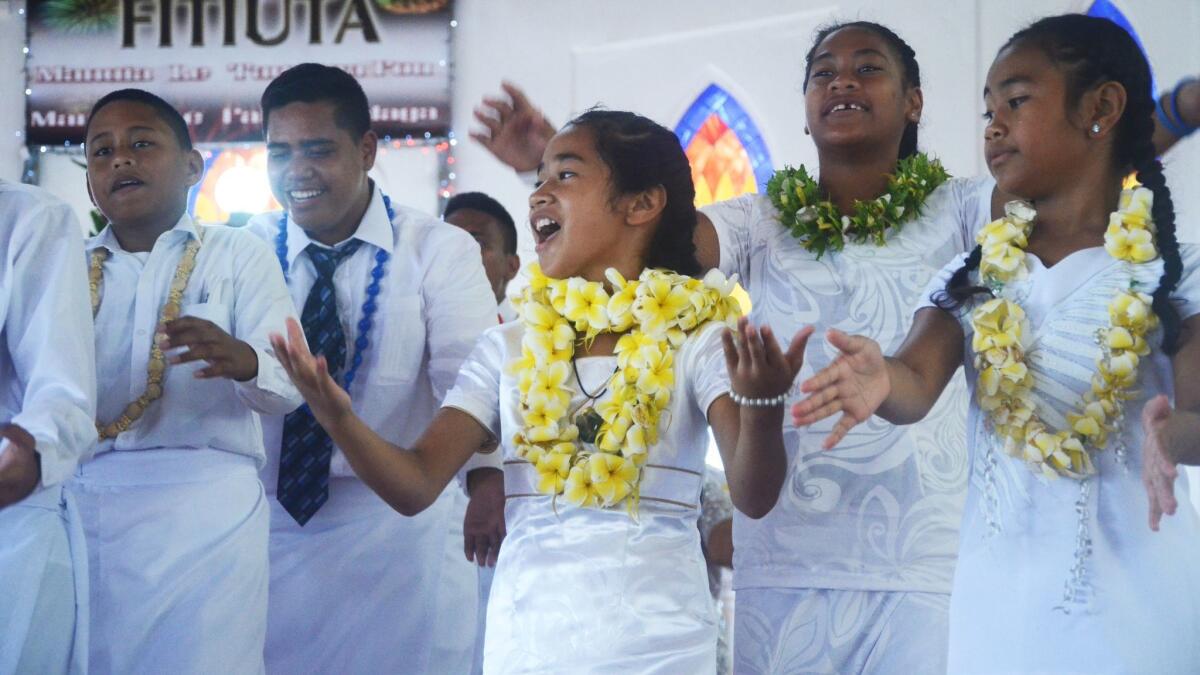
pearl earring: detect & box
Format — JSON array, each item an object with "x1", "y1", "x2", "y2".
[{"x1": 1091, "y1": 123, "x2": 1101, "y2": 134}]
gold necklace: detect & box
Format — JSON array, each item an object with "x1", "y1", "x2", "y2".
[{"x1": 89, "y1": 233, "x2": 203, "y2": 440}]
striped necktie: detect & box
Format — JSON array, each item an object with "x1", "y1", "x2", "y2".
[{"x1": 277, "y1": 240, "x2": 362, "y2": 525}]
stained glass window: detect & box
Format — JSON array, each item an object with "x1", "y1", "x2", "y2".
[{"x1": 675, "y1": 84, "x2": 773, "y2": 207}]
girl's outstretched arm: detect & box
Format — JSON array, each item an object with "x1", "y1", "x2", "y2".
[
  {"x1": 792, "y1": 307, "x2": 964, "y2": 449},
  {"x1": 708, "y1": 318, "x2": 813, "y2": 518},
  {"x1": 1142, "y1": 314, "x2": 1200, "y2": 531},
  {"x1": 271, "y1": 318, "x2": 490, "y2": 516}
]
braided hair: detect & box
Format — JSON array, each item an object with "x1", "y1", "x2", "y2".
[
  {"x1": 936, "y1": 14, "x2": 1183, "y2": 353},
  {"x1": 803, "y1": 21, "x2": 922, "y2": 160},
  {"x1": 566, "y1": 109, "x2": 701, "y2": 277}
]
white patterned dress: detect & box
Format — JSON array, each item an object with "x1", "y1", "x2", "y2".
[
  {"x1": 919, "y1": 245, "x2": 1200, "y2": 674},
  {"x1": 702, "y1": 176, "x2": 993, "y2": 674}
]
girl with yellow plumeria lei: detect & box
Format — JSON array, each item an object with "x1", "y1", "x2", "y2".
[
  {"x1": 270, "y1": 110, "x2": 813, "y2": 673},
  {"x1": 794, "y1": 15, "x2": 1200, "y2": 674}
]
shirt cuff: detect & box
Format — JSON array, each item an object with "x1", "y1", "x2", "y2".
[
  {"x1": 234, "y1": 344, "x2": 304, "y2": 415},
  {"x1": 442, "y1": 400, "x2": 502, "y2": 495}
]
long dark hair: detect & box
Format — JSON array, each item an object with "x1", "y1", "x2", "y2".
[
  {"x1": 803, "y1": 21, "x2": 922, "y2": 160},
  {"x1": 565, "y1": 109, "x2": 701, "y2": 276},
  {"x1": 936, "y1": 14, "x2": 1183, "y2": 353}
]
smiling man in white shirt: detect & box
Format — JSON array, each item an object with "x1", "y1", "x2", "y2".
[
  {"x1": 67, "y1": 89, "x2": 303, "y2": 674},
  {"x1": 247, "y1": 64, "x2": 496, "y2": 674},
  {"x1": 0, "y1": 180, "x2": 97, "y2": 675}
]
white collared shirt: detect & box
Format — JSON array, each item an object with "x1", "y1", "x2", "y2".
[
  {"x1": 87, "y1": 214, "x2": 302, "y2": 466},
  {"x1": 247, "y1": 187, "x2": 497, "y2": 486},
  {"x1": 0, "y1": 181, "x2": 97, "y2": 489}
]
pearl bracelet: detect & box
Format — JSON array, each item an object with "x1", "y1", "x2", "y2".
[{"x1": 729, "y1": 391, "x2": 787, "y2": 407}]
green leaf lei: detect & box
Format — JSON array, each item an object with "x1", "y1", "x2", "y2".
[{"x1": 766, "y1": 153, "x2": 950, "y2": 258}]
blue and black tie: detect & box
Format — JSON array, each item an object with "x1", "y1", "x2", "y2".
[{"x1": 278, "y1": 240, "x2": 362, "y2": 525}]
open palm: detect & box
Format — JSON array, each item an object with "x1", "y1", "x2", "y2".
[
  {"x1": 470, "y1": 82, "x2": 555, "y2": 173},
  {"x1": 1141, "y1": 394, "x2": 1179, "y2": 532},
  {"x1": 791, "y1": 329, "x2": 890, "y2": 449},
  {"x1": 270, "y1": 317, "x2": 353, "y2": 422}
]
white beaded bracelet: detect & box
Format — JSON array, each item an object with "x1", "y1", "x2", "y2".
[{"x1": 729, "y1": 391, "x2": 787, "y2": 407}]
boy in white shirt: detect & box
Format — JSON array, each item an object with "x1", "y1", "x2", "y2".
[
  {"x1": 68, "y1": 88, "x2": 302, "y2": 674},
  {"x1": 0, "y1": 180, "x2": 97, "y2": 674}
]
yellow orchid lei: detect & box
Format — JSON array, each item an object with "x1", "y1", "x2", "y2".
[
  {"x1": 971, "y1": 187, "x2": 1159, "y2": 479},
  {"x1": 508, "y1": 264, "x2": 741, "y2": 510}
]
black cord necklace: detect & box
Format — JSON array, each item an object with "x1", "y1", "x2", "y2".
[
  {"x1": 571, "y1": 357, "x2": 618, "y2": 444},
  {"x1": 572, "y1": 357, "x2": 614, "y2": 400}
]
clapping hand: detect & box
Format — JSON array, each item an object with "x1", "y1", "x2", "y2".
[
  {"x1": 270, "y1": 317, "x2": 352, "y2": 423},
  {"x1": 721, "y1": 318, "x2": 813, "y2": 405},
  {"x1": 791, "y1": 329, "x2": 890, "y2": 449}
]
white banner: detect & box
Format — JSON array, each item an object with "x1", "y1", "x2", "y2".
[{"x1": 26, "y1": 0, "x2": 453, "y2": 144}]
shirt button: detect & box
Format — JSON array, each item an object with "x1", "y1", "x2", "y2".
[{"x1": 137, "y1": 329, "x2": 147, "y2": 336}]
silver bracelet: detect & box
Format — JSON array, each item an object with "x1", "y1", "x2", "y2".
[{"x1": 729, "y1": 390, "x2": 787, "y2": 407}]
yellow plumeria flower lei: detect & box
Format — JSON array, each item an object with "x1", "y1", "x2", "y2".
[
  {"x1": 508, "y1": 263, "x2": 741, "y2": 511},
  {"x1": 971, "y1": 187, "x2": 1159, "y2": 479}
]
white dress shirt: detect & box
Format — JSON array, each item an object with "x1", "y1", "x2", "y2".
[
  {"x1": 0, "y1": 180, "x2": 96, "y2": 489},
  {"x1": 87, "y1": 214, "x2": 301, "y2": 466},
  {"x1": 247, "y1": 186, "x2": 498, "y2": 487}
]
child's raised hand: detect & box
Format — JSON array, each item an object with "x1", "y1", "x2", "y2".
[
  {"x1": 161, "y1": 316, "x2": 258, "y2": 381},
  {"x1": 791, "y1": 329, "x2": 889, "y2": 449},
  {"x1": 470, "y1": 82, "x2": 555, "y2": 173},
  {"x1": 270, "y1": 317, "x2": 352, "y2": 422},
  {"x1": 1141, "y1": 394, "x2": 1180, "y2": 532},
  {"x1": 721, "y1": 318, "x2": 814, "y2": 404}
]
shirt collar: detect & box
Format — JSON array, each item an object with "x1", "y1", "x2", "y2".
[
  {"x1": 282, "y1": 184, "x2": 395, "y2": 265},
  {"x1": 86, "y1": 211, "x2": 200, "y2": 254}
]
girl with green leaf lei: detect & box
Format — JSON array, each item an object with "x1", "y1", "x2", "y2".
[{"x1": 691, "y1": 22, "x2": 993, "y2": 674}]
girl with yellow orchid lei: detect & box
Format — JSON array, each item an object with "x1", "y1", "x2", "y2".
[{"x1": 270, "y1": 109, "x2": 814, "y2": 673}]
